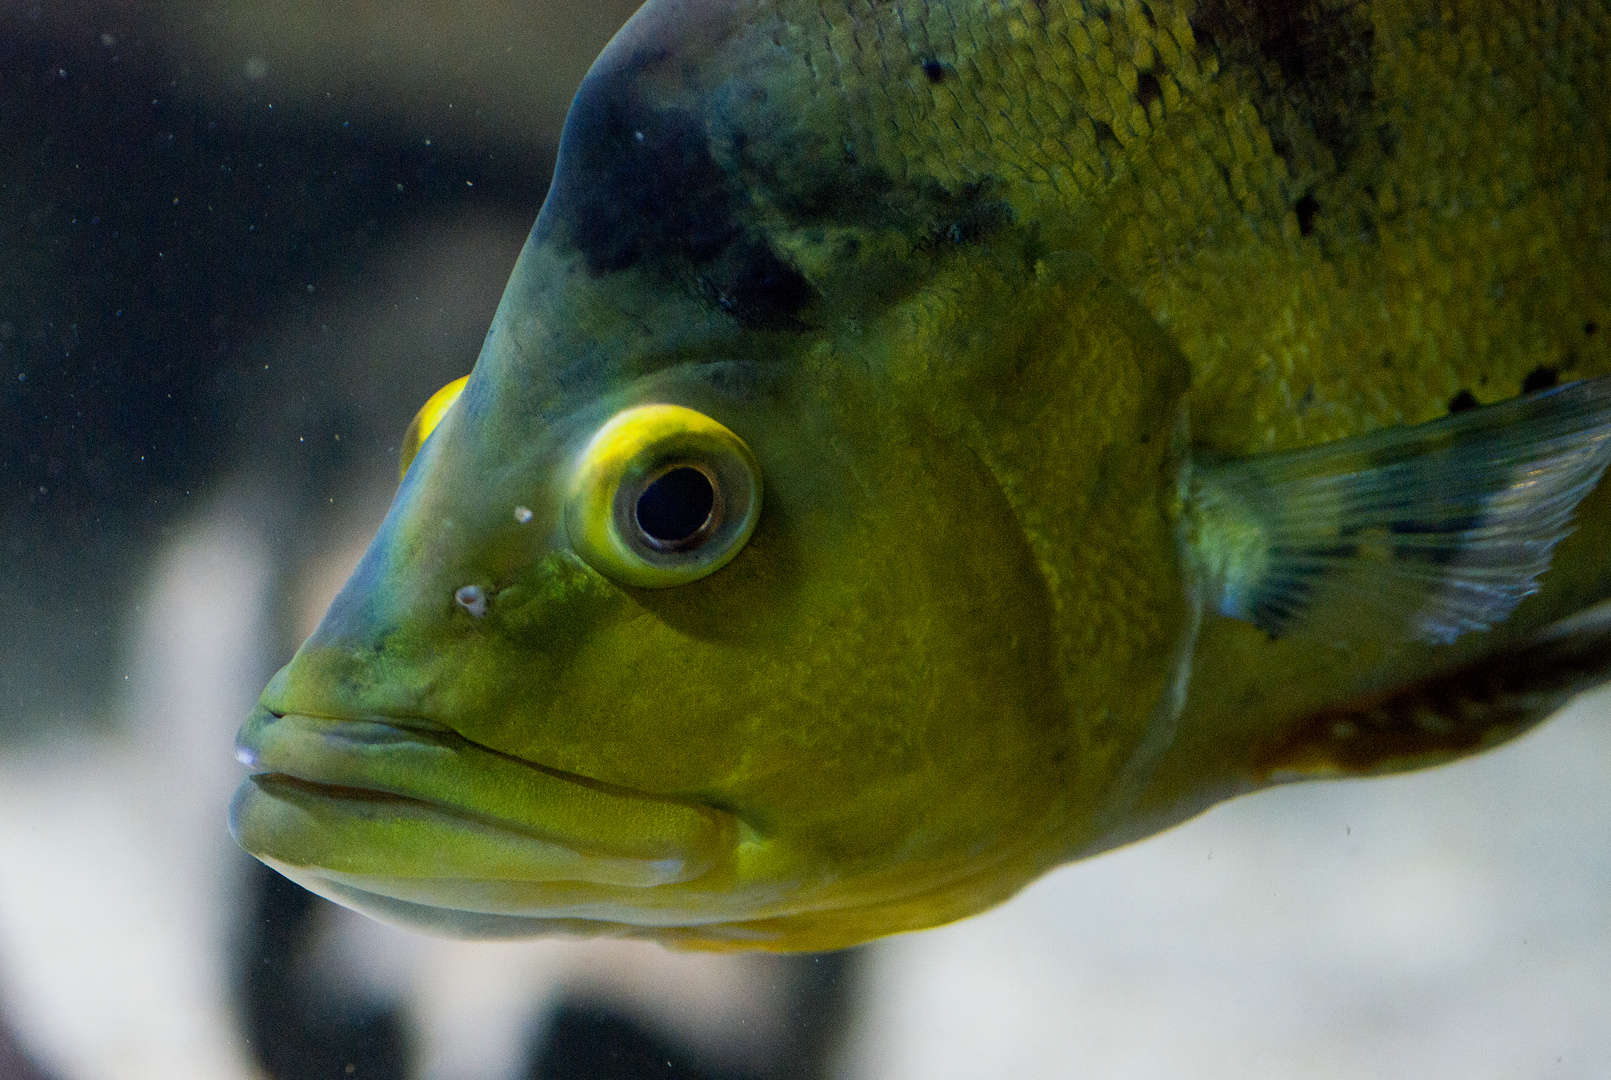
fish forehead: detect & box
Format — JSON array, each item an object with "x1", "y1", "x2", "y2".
[{"x1": 476, "y1": 0, "x2": 1051, "y2": 423}]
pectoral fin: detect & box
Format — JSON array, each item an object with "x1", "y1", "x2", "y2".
[{"x1": 1185, "y1": 376, "x2": 1611, "y2": 644}]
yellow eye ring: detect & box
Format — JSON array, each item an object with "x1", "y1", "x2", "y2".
[
  {"x1": 565, "y1": 404, "x2": 762, "y2": 588},
  {"x1": 399, "y1": 375, "x2": 469, "y2": 480}
]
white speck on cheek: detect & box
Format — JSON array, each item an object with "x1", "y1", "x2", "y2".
[
  {"x1": 513, "y1": 506, "x2": 533, "y2": 524},
  {"x1": 454, "y1": 585, "x2": 487, "y2": 618}
]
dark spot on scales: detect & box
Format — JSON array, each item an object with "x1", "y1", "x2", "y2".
[
  {"x1": 921, "y1": 58, "x2": 948, "y2": 83},
  {"x1": 1189, "y1": 0, "x2": 1376, "y2": 176},
  {"x1": 543, "y1": 50, "x2": 816, "y2": 329},
  {"x1": 935, "y1": 194, "x2": 1013, "y2": 246},
  {"x1": 699, "y1": 238, "x2": 816, "y2": 321},
  {"x1": 1293, "y1": 192, "x2": 1319, "y2": 236},
  {"x1": 1376, "y1": 120, "x2": 1401, "y2": 159},
  {"x1": 1522, "y1": 365, "x2": 1559, "y2": 394},
  {"x1": 732, "y1": 126, "x2": 1014, "y2": 255},
  {"x1": 1447, "y1": 390, "x2": 1478, "y2": 414},
  {"x1": 1136, "y1": 70, "x2": 1162, "y2": 111}
]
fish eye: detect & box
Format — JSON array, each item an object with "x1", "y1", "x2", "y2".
[
  {"x1": 565, "y1": 404, "x2": 761, "y2": 588},
  {"x1": 399, "y1": 374, "x2": 469, "y2": 480}
]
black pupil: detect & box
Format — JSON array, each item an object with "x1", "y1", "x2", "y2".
[{"x1": 636, "y1": 467, "x2": 715, "y2": 545}]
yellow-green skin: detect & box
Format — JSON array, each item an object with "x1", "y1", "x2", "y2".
[{"x1": 231, "y1": 0, "x2": 1611, "y2": 950}]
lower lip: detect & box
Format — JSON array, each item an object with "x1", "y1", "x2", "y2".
[{"x1": 230, "y1": 772, "x2": 695, "y2": 888}]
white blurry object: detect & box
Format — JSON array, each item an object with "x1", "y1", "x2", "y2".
[
  {"x1": 841, "y1": 689, "x2": 1611, "y2": 1080},
  {"x1": 312, "y1": 910, "x2": 789, "y2": 1080},
  {"x1": 0, "y1": 496, "x2": 273, "y2": 1080}
]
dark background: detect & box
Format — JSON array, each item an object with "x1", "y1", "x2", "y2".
[{"x1": 1, "y1": 0, "x2": 593, "y2": 728}]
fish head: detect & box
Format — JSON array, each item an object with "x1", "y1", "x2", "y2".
[{"x1": 231, "y1": 0, "x2": 1195, "y2": 950}]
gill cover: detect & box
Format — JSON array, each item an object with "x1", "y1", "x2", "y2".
[{"x1": 564, "y1": 404, "x2": 762, "y2": 588}]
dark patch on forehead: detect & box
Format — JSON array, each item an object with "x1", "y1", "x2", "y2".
[
  {"x1": 930, "y1": 190, "x2": 1014, "y2": 246},
  {"x1": 1189, "y1": 0, "x2": 1377, "y2": 178},
  {"x1": 727, "y1": 124, "x2": 1014, "y2": 250},
  {"x1": 544, "y1": 51, "x2": 818, "y2": 330},
  {"x1": 546, "y1": 32, "x2": 1025, "y2": 328},
  {"x1": 697, "y1": 238, "x2": 815, "y2": 330},
  {"x1": 558, "y1": 94, "x2": 738, "y2": 275}
]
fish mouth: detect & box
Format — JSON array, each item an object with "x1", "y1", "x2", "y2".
[{"x1": 230, "y1": 704, "x2": 735, "y2": 912}]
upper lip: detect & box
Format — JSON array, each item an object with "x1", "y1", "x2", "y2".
[{"x1": 235, "y1": 703, "x2": 730, "y2": 872}]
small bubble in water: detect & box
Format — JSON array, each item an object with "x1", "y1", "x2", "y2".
[
  {"x1": 513, "y1": 506, "x2": 533, "y2": 524},
  {"x1": 454, "y1": 585, "x2": 487, "y2": 618}
]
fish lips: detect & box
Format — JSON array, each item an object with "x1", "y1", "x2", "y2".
[{"x1": 230, "y1": 704, "x2": 734, "y2": 906}]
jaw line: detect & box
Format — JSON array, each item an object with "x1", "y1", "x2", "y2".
[
  {"x1": 230, "y1": 703, "x2": 737, "y2": 894},
  {"x1": 255, "y1": 852, "x2": 758, "y2": 936}
]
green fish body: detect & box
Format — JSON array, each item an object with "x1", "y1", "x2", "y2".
[{"x1": 232, "y1": 0, "x2": 1611, "y2": 951}]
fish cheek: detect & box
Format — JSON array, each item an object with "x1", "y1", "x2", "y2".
[
  {"x1": 508, "y1": 496, "x2": 814, "y2": 797},
  {"x1": 444, "y1": 555, "x2": 634, "y2": 747},
  {"x1": 522, "y1": 408, "x2": 1069, "y2": 879},
  {"x1": 497, "y1": 420, "x2": 833, "y2": 795}
]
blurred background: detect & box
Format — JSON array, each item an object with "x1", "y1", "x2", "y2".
[{"x1": 1, "y1": 2, "x2": 1608, "y2": 1078}]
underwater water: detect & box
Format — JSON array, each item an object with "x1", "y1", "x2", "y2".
[{"x1": 2, "y1": 2, "x2": 1609, "y2": 1079}]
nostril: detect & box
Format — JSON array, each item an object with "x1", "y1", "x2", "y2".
[{"x1": 455, "y1": 584, "x2": 488, "y2": 618}]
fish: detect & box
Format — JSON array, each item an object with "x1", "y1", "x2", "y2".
[{"x1": 230, "y1": 0, "x2": 1611, "y2": 951}]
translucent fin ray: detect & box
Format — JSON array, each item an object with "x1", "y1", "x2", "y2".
[{"x1": 1185, "y1": 376, "x2": 1611, "y2": 644}]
